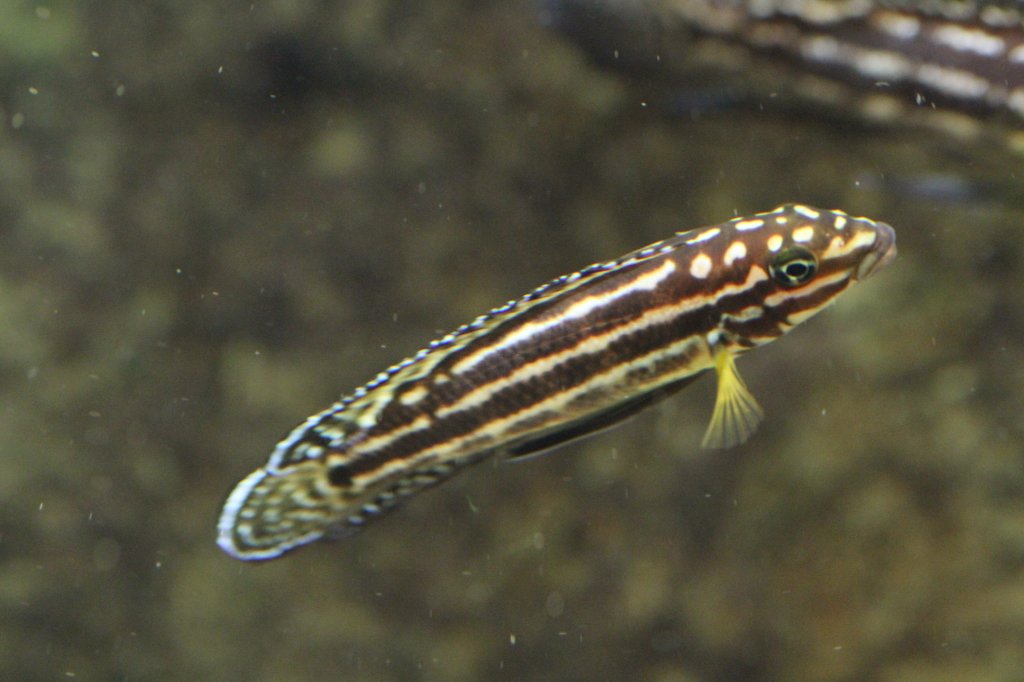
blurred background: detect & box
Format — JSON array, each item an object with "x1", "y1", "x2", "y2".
[{"x1": 2, "y1": 1, "x2": 1024, "y2": 680}]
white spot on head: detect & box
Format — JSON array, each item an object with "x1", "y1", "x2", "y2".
[
  {"x1": 767, "y1": 234, "x2": 784, "y2": 252},
  {"x1": 690, "y1": 253, "x2": 713, "y2": 279},
  {"x1": 775, "y1": 216, "x2": 789, "y2": 226},
  {"x1": 834, "y1": 215, "x2": 847, "y2": 230},
  {"x1": 793, "y1": 226, "x2": 816, "y2": 243},
  {"x1": 824, "y1": 236, "x2": 846, "y2": 259},
  {"x1": 723, "y1": 241, "x2": 747, "y2": 266},
  {"x1": 685, "y1": 227, "x2": 721, "y2": 245},
  {"x1": 793, "y1": 206, "x2": 821, "y2": 220},
  {"x1": 735, "y1": 218, "x2": 765, "y2": 231}
]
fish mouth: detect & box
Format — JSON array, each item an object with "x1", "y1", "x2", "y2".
[{"x1": 855, "y1": 221, "x2": 897, "y2": 280}]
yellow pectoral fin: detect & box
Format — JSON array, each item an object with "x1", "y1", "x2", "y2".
[{"x1": 701, "y1": 347, "x2": 765, "y2": 449}]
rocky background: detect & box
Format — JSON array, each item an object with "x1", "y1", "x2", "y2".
[{"x1": 2, "y1": 1, "x2": 1024, "y2": 680}]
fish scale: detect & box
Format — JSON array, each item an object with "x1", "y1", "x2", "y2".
[{"x1": 218, "y1": 204, "x2": 896, "y2": 561}]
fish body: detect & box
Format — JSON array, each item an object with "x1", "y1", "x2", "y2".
[{"x1": 218, "y1": 204, "x2": 896, "y2": 561}]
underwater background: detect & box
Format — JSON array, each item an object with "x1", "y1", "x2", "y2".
[{"x1": 3, "y1": 1, "x2": 1024, "y2": 680}]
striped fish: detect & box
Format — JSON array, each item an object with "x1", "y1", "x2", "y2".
[
  {"x1": 218, "y1": 204, "x2": 896, "y2": 561},
  {"x1": 679, "y1": 1, "x2": 1024, "y2": 119},
  {"x1": 553, "y1": 0, "x2": 1024, "y2": 146}
]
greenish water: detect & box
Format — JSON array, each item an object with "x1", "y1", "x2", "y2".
[{"x1": 2, "y1": 2, "x2": 1024, "y2": 680}]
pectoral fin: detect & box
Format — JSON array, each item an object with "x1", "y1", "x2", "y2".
[{"x1": 701, "y1": 347, "x2": 764, "y2": 449}]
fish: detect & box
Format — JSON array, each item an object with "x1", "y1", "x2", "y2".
[
  {"x1": 217, "y1": 204, "x2": 896, "y2": 561},
  {"x1": 685, "y1": 2, "x2": 1024, "y2": 119},
  {"x1": 549, "y1": 0, "x2": 1024, "y2": 147}
]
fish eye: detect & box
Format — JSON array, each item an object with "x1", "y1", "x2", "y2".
[{"x1": 770, "y1": 246, "x2": 817, "y2": 287}]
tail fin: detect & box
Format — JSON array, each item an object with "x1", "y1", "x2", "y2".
[
  {"x1": 217, "y1": 454, "x2": 484, "y2": 561},
  {"x1": 217, "y1": 462, "x2": 349, "y2": 561}
]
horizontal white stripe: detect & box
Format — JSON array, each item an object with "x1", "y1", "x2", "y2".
[
  {"x1": 451, "y1": 259, "x2": 678, "y2": 375},
  {"x1": 762, "y1": 270, "x2": 849, "y2": 308}
]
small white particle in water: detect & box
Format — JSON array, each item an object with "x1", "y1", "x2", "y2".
[
  {"x1": 91, "y1": 50, "x2": 100, "y2": 58},
  {"x1": 510, "y1": 634, "x2": 516, "y2": 645},
  {"x1": 28, "y1": 87, "x2": 39, "y2": 95}
]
